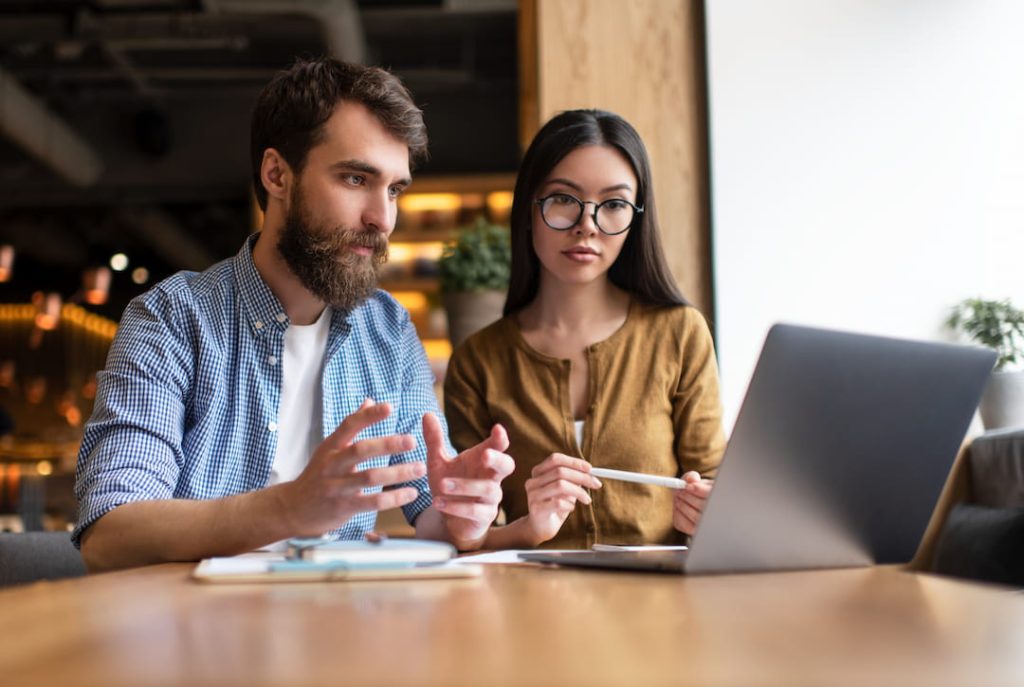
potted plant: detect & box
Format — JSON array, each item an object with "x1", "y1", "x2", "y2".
[
  {"x1": 947, "y1": 297, "x2": 1024, "y2": 429},
  {"x1": 438, "y1": 217, "x2": 511, "y2": 349}
]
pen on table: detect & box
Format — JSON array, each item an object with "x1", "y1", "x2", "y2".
[{"x1": 588, "y1": 467, "x2": 688, "y2": 490}]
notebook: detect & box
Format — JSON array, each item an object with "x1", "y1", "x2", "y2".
[
  {"x1": 520, "y1": 323, "x2": 996, "y2": 574},
  {"x1": 286, "y1": 537, "x2": 455, "y2": 564}
]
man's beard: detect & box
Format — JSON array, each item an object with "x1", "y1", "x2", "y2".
[{"x1": 277, "y1": 188, "x2": 389, "y2": 312}]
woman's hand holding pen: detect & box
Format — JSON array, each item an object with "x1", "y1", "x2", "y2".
[
  {"x1": 522, "y1": 454, "x2": 602, "y2": 545},
  {"x1": 673, "y1": 471, "x2": 714, "y2": 535}
]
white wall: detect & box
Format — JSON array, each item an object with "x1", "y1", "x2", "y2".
[{"x1": 706, "y1": 0, "x2": 1024, "y2": 429}]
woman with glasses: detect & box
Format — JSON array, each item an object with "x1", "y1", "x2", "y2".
[{"x1": 443, "y1": 110, "x2": 725, "y2": 548}]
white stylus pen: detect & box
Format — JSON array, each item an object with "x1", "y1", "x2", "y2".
[{"x1": 589, "y1": 467, "x2": 687, "y2": 490}]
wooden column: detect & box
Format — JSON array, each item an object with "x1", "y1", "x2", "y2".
[{"x1": 519, "y1": 0, "x2": 712, "y2": 317}]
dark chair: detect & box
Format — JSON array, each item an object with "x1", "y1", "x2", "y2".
[
  {"x1": 0, "y1": 532, "x2": 87, "y2": 587},
  {"x1": 932, "y1": 503, "x2": 1024, "y2": 586},
  {"x1": 969, "y1": 427, "x2": 1024, "y2": 508},
  {"x1": 928, "y1": 428, "x2": 1024, "y2": 587}
]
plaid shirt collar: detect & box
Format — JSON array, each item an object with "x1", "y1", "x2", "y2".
[{"x1": 233, "y1": 232, "x2": 353, "y2": 343}]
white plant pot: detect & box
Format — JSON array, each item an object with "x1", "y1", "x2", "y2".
[
  {"x1": 979, "y1": 369, "x2": 1024, "y2": 430},
  {"x1": 442, "y1": 289, "x2": 506, "y2": 350}
]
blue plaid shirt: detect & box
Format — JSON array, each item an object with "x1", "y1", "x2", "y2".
[{"x1": 73, "y1": 234, "x2": 449, "y2": 547}]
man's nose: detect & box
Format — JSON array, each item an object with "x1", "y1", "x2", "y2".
[{"x1": 362, "y1": 188, "x2": 396, "y2": 235}]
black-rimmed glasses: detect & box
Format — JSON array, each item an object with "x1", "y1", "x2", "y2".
[{"x1": 535, "y1": 193, "x2": 643, "y2": 236}]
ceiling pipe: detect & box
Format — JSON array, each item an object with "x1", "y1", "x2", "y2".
[
  {"x1": 102, "y1": 42, "x2": 160, "y2": 99},
  {"x1": 118, "y1": 207, "x2": 217, "y2": 271},
  {"x1": 0, "y1": 67, "x2": 105, "y2": 187},
  {"x1": 203, "y1": 0, "x2": 366, "y2": 64}
]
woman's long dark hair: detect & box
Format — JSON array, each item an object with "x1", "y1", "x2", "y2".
[{"x1": 504, "y1": 109, "x2": 688, "y2": 316}]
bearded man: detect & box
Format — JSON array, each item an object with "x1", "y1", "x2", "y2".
[{"x1": 74, "y1": 58, "x2": 514, "y2": 572}]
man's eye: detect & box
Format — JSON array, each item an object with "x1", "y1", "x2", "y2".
[
  {"x1": 343, "y1": 174, "x2": 365, "y2": 185},
  {"x1": 389, "y1": 186, "x2": 405, "y2": 199}
]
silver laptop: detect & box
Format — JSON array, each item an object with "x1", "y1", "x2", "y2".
[{"x1": 520, "y1": 323, "x2": 996, "y2": 574}]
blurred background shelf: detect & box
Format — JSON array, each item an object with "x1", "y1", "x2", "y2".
[{"x1": 382, "y1": 173, "x2": 514, "y2": 383}]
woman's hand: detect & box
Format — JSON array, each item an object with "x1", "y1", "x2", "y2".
[
  {"x1": 673, "y1": 471, "x2": 714, "y2": 536},
  {"x1": 523, "y1": 453, "x2": 602, "y2": 545}
]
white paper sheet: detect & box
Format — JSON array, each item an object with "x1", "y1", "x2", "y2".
[
  {"x1": 591, "y1": 544, "x2": 688, "y2": 552},
  {"x1": 452, "y1": 549, "x2": 580, "y2": 565}
]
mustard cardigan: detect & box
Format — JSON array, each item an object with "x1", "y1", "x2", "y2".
[{"x1": 444, "y1": 301, "x2": 726, "y2": 548}]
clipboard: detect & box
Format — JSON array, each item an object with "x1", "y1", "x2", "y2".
[{"x1": 192, "y1": 554, "x2": 481, "y2": 584}]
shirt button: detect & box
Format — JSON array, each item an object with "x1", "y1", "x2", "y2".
[
  {"x1": 267, "y1": 421, "x2": 278, "y2": 432},
  {"x1": 254, "y1": 321, "x2": 264, "y2": 329},
  {"x1": 276, "y1": 313, "x2": 287, "y2": 323},
  {"x1": 267, "y1": 356, "x2": 278, "y2": 365}
]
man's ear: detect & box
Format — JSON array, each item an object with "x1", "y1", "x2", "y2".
[{"x1": 260, "y1": 148, "x2": 291, "y2": 202}]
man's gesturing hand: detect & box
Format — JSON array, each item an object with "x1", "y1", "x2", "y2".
[
  {"x1": 423, "y1": 412, "x2": 514, "y2": 548},
  {"x1": 281, "y1": 399, "x2": 425, "y2": 537}
]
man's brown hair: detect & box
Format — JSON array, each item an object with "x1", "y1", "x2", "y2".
[{"x1": 250, "y1": 57, "x2": 428, "y2": 211}]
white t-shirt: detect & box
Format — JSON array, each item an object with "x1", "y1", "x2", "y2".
[
  {"x1": 574, "y1": 420, "x2": 585, "y2": 450},
  {"x1": 267, "y1": 307, "x2": 331, "y2": 487}
]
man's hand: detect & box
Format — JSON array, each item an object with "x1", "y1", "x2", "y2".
[
  {"x1": 672, "y1": 471, "x2": 714, "y2": 536},
  {"x1": 79, "y1": 399, "x2": 425, "y2": 572},
  {"x1": 281, "y1": 399, "x2": 426, "y2": 537},
  {"x1": 423, "y1": 412, "x2": 514, "y2": 549}
]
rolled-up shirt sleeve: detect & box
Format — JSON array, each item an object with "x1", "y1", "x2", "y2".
[{"x1": 72, "y1": 290, "x2": 194, "y2": 548}]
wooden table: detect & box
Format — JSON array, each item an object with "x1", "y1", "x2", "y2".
[{"x1": 1, "y1": 562, "x2": 1022, "y2": 686}]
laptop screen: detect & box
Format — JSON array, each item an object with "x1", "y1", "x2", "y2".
[{"x1": 683, "y1": 324, "x2": 995, "y2": 574}]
